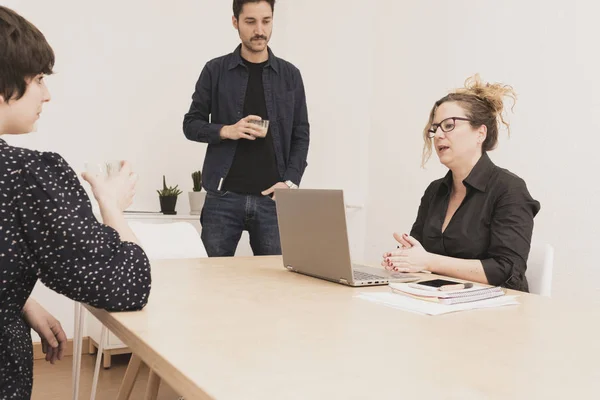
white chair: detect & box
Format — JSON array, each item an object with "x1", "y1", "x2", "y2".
[
  {"x1": 72, "y1": 221, "x2": 206, "y2": 400},
  {"x1": 127, "y1": 221, "x2": 207, "y2": 259},
  {"x1": 526, "y1": 243, "x2": 554, "y2": 297}
]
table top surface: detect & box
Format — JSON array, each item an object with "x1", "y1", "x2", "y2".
[{"x1": 85, "y1": 256, "x2": 600, "y2": 400}]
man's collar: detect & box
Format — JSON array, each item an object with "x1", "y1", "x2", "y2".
[{"x1": 228, "y1": 44, "x2": 279, "y2": 74}]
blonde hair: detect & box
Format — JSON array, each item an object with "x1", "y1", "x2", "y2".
[{"x1": 421, "y1": 74, "x2": 517, "y2": 167}]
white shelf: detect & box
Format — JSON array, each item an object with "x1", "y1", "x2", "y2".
[
  {"x1": 123, "y1": 212, "x2": 200, "y2": 221},
  {"x1": 92, "y1": 209, "x2": 200, "y2": 222}
]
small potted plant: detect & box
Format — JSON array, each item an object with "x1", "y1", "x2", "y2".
[
  {"x1": 188, "y1": 170, "x2": 205, "y2": 215},
  {"x1": 156, "y1": 175, "x2": 182, "y2": 215}
]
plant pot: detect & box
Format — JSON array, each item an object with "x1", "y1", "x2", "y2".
[
  {"x1": 188, "y1": 191, "x2": 206, "y2": 215},
  {"x1": 159, "y1": 195, "x2": 178, "y2": 215}
]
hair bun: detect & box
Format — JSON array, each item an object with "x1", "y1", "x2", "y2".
[{"x1": 455, "y1": 73, "x2": 517, "y2": 116}]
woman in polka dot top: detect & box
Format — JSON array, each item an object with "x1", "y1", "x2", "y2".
[{"x1": 0, "y1": 6, "x2": 152, "y2": 398}]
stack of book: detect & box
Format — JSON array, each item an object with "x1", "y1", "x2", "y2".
[{"x1": 389, "y1": 282, "x2": 505, "y2": 305}]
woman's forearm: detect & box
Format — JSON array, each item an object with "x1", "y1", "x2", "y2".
[
  {"x1": 427, "y1": 254, "x2": 490, "y2": 285},
  {"x1": 98, "y1": 203, "x2": 140, "y2": 245}
]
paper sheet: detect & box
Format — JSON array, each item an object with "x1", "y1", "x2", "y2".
[{"x1": 356, "y1": 292, "x2": 520, "y2": 316}]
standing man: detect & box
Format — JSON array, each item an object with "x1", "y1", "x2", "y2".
[{"x1": 183, "y1": 0, "x2": 310, "y2": 257}]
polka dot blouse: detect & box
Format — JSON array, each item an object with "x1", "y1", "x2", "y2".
[{"x1": 0, "y1": 138, "x2": 151, "y2": 398}]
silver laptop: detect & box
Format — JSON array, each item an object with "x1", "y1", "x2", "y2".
[{"x1": 275, "y1": 189, "x2": 415, "y2": 287}]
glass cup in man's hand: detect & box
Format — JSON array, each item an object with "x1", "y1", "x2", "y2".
[{"x1": 249, "y1": 119, "x2": 269, "y2": 138}]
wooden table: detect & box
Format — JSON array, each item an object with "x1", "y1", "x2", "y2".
[{"x1": 85, "y1": 256, "x2": 600, "y2": 399}]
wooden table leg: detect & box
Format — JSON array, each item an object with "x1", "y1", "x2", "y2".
[
  {"x1": 103, "y1": 350, "x2": 112, "y2": 369},
  {"x1": 116, "y1": 354, "x2": 143, "y2": 400},
  {"x1": 88, "y1": 339, "x2": 96, "y2": 355},
  {"x1": 144, "y1": 370, "x2": 161, "y2": 400}
]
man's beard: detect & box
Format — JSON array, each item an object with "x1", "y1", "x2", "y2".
[{"x1": 242, "y1": 34, "x2": 269, "y2": 53}]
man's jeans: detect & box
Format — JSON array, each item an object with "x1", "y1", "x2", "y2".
[{"x1": 200, "y1": 191, "x2": 281, "y2": 257}]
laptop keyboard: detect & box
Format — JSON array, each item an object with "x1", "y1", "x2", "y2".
[{"x1": 353, "y1": 270, "x2": 387, "y2": 281}]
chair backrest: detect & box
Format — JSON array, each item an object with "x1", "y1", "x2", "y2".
[
  {"x1": 128, "y1": 221, "x2": 207, "y2": 260},
  {"x1": 526, "y1": 243, "x2": 554, "y2": 296}
]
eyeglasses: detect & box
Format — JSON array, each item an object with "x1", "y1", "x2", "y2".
[{"x1": 427, "y1": 117, "x2": 472, "y2": 139}]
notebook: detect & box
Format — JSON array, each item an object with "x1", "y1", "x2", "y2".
[{"x1": 389, "y1": 282, "x2": 505, "y2": 305}]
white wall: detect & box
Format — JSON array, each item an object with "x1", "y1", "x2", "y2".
[
  {"x1": 274, "y1": 0, "x2": 373, "y2": 261},
  {"x1": 7, "y1": 0, "x2": 373, "y2": 340},
  {"x1": 4, "y1": 0, "x2": 264, "y2": 211},
  {"x1": 3, "y1": 0, "x2": 283, "y2": 339},
  {"x1": 5, "y1": 0, "x2": 600, "y2": 340}
]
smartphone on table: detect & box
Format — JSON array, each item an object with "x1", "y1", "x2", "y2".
[{"x1": 408, "y1": 279, "x2": 471, "y2": 292}]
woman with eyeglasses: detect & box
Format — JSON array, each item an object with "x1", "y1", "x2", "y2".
[{"x1": 382, "y1": 75, "x2": 540, "y2": 291}]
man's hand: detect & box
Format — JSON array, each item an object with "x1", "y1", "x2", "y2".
[
  {"x1": 261, "y1": 182, "x2": 289, "y2": 200},
  {"x1": 22, "y1": 299, "x2": 67, "y2": 365},
  {"x1": 220, "y1": 115, "x2": 263, "y2": 140}
]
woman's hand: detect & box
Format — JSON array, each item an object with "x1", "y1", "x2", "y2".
[
  {"x1": 82, "y1": 161, "x2": 138, "y2": 211},
  {"x1": 381, "y1": 233, "x2": 433, "y2": 273},
  {"x1": 22, "y1": 299, "x2": 67, "y2": 364}
]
